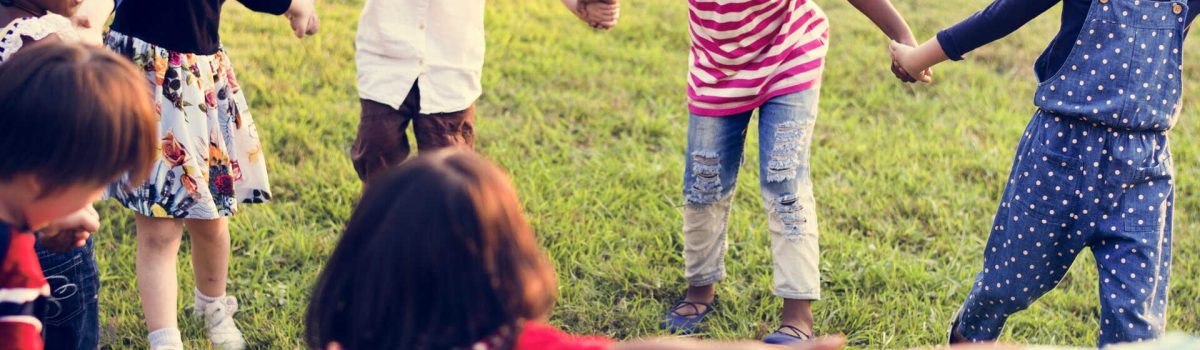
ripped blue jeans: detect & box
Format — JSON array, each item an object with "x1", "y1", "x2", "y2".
[{"x1": 681, "y1": 90, "x2": 821, "y2": 300}]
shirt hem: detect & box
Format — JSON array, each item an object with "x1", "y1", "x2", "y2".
[{"x1": 688, "y1": 82, "x2": 818, "y2": 117}]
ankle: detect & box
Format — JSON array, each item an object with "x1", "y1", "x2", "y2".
[{"x1": 684, "y1": 285, "x2": 716, "y2": 303}]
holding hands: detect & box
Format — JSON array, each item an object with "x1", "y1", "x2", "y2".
[
  {"x1": 285, "y1": 0, "x2": 320, "y2": 38},
  {"x1": 564, "y1": 0, "x2": 620, "y2": 30},
  {"x1": 889, "y1": 40, "x2": 934, "y2": 83}
]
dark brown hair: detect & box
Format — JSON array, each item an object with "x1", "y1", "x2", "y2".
[
  {"x1": 305, "y1": 150, "x2": 558, "y2": 349},
  {"x1": 0, "y1": 41, "x2": 157, "y2": 195}
]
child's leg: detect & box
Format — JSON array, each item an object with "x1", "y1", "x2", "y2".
[
  {"x1": 954, "y1": 113, "x2": 1090, "y2": 341},
  {"x1": 412, "y1": 104, "x2": 476, "y2": 152},
  {"x1": 135, "y1": 216, "x2": 186, "y2": 333},
  {"x1": 1090, "y1": 136, "x2": 1173, "y2": 346},
  {"x1": 756, "y1": 90, "x2": 820, "y2": 333},
  {"x1": 680, "y1": 111, "x2": 753, "y2": 302},
  {"x1": 185, "y1": 218, "x2": 230, "y2": 300},
  {"x1": 185, "y1": 218, "x2": 246, "y2": 350},
  {"x1": 351, "y1": 97, "x2": 417, "y2": 183}
]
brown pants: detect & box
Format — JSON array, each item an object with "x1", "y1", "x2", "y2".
[{"x1": 351, "y1": 84, "x2": 476, "y2": 182}]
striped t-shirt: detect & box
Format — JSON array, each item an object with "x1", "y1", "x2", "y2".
[
  {"x1": 688, "y1": 0, "x2": 830, "y2": 116},
  {"x1": 0, "y1": 221, "x2": 48, "y2": 350}
]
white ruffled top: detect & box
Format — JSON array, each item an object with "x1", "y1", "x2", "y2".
[{"x1": 0, "y1": 13, "x2": 79, "y2": 63}]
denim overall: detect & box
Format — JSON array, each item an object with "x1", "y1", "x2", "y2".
[{"x1": 954, "y1": 0, "x2": 1185, "y2": 346}]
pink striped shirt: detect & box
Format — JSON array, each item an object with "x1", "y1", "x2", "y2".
[{"x1": 688, "y1": 0, "x2": 829, "y2": 116}]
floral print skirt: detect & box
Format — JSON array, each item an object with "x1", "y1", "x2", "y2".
[{"x1": 105, "y1": 31, "x2": 271, "y2": 219}]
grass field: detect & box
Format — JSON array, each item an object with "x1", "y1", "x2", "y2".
[{"x1": 92, "y1": 0, "x2": 1200, "y2": 348}]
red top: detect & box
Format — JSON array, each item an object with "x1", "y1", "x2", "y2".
[
  {"x1": 516, "y1": 321, "x2": 613, "y2": 350},
  {"x1": 0, "y1": 221, "x2": 48, "y2": 350}
]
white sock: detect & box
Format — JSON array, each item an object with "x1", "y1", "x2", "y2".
[
  {"x1": 195, "y1": 288, "x2": 224, "y2": 308},
  {"x1": 148, "y1": 328, "x2": 183, "y2": 347}
]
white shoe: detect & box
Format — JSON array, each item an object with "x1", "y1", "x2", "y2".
[
  {"x1": 151, "y1": 344, "x2": 185, "y2": 350},
  {"x1": 198, "y1": 296, "x2": 247, "y2": 350}
]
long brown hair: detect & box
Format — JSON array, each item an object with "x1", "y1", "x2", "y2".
[
  {"x1": 305, "y1": 150, "x2": 558, "y2": 349},
  {"x1": 0, "y1": 42, "x2": 157, "y2": 194}
]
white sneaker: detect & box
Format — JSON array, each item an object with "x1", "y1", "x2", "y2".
[{"x1": 198, "y1": 295, "x2": 247, "y2": 350}]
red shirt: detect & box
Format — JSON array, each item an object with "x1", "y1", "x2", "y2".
[
  {"x1": 516, "y1": 322, "x2": 613, "y2": 350},
  {"x1": 0, "y1": 221, "x2": 48, "y2": 350}
]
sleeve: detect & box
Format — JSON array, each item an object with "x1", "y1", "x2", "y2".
[
  {"x1": 0, "y1": 229, "x2": 46, "y2": 350},
  {"x1": 935, "y1": 0, "x2": 1062, "y2": 60},
  {"x1": 236, "y1": 0, "x2": 291, "y2": 15}
]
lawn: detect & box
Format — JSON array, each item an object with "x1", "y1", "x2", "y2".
[{"x1": 93, "y1": 0, "x2": 1200, "y2": 348}]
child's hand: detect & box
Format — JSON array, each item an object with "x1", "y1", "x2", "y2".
[
  {"x1": 889, "y1": 40, "x2": 933, "y2": 83},
  {"x1": 37, "y1": 205, "x2": 99, "y2": 253},
  {"x1": 285, "y1": 0, "x2": 320, "y2": 38},
  {"x1": 70, "y1": 0, "x2": 114, "y2": 46},
  {"x1": 564, "y1": 0, "x2": 619, "y2": 30}
]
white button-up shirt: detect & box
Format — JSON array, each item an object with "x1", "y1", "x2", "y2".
[{"x1": 356, "y1": 0, "x2": 485, "y2": 114}]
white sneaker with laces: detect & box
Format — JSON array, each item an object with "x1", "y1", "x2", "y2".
[{"x1": 198, "y1": 295, "x2": 247, "y2": 350}]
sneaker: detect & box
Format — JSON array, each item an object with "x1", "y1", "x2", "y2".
[
  {"x1": 762, "y1": 325, "x2": 812, "y2": 345},
  {"x1": 198, "y1": 295, "x2": 247, "y2": 350},
  {"x1": 659, "y1": 299, "x2": 715, "y2": 335}
]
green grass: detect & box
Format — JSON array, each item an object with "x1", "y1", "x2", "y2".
[{"x1": 94, "y1": 0, "x2": 1199, "y2": 348}]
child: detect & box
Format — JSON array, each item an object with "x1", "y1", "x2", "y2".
[
  {"x1": 662, "y1": 0, "x2": 927, "y2": 343},
  {"x1": 304, "y1": 150, "x2": 848, "y2": 350},
  {"x1": 889, "y1": 0, "x2": 1197, "y2": 346},
  {"x1": 0, "y1": 42, "x2": 157, "y2": 350},
  {"x1": 102, "y1": 0, "x2": 317, "y2": 349},
  {"x1": 350, "y1": 0, "x2": 620, "y2": 182},
  {"x1": 1, "y1": 1, "x2": 113, "y2": 348}
]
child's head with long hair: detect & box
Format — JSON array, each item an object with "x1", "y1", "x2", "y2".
[
  {"x1": 0, "y1": 42, "x2": 156, "y2": 229},
  {"x1": 305, "y1": 150, "x2": 558, "y2": 349}
]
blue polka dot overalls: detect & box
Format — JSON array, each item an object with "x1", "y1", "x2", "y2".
[{"x1": 953, "y1": 0, "x2": 1185, "y2": 346}]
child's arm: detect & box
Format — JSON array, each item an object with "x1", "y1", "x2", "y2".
[
  {"x1": 561, "y1": 0, "x2": 619, "y2": 29},
  {"x1": 236, "y1": 0, "x2": 319, "y2": 38},
  {"x1": 846, "y1": 0, "x2": 918, "y2": 46},
  {"x1": 845, "y1": 0, "x2": 925, "y2": 81},
  {"x1": 888, "y1": 0, "x2": 1061, "y2": 81}
]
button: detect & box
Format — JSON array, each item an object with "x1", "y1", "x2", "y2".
[{"x1": 1173, "y1": 3, "x2": 1183, "y2": 14}]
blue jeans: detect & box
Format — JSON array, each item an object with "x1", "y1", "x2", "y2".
[
  {"x1": 35, "y1": 238, "x2": 100, "y2": 350},
  {"x1": 681, "y1": 90, "x2": 822, "y2": 300}
]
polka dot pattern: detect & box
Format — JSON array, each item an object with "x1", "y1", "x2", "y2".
[
  {"x1": 955, "y1": 112, "x2": 1174, "y2": 347},
  {"x1": 1034, "y1": 0, "x2": 1186, "y2": 132},
  {"x1": 957, "y1": 1, "x2": 1184, "y2": 346}
]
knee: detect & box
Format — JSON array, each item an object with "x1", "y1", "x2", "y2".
[
  {"x1": 685, "y1": 151, "x2": 728, "y2": 206},
  {"x1": 138, "y1": 229, "x2": 183, "y2": 249},
  {"x1": 764, "y1": 192, "x2": 808, "y2": 239}
]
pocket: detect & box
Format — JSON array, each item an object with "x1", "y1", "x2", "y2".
[
  {"x1": 1119, "y1": 24, "x2": 1185, "y2": 127},
  {"x1": 38, "y1": 255, "x2": 87, "y2": 326},
  {"x1": 1009, "y1": 145, "x2": 1084, "y2": 223},
  {"x1": 1106, "y1": 153, "x2": 1173, "y2": 232}
]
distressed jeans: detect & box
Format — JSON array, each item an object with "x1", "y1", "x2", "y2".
[{"x1": 681, "y1": 90, "x2": 821, "y2": 300}]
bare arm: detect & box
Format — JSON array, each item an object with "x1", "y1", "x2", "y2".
[{"x1": 846, "y1": 0, "x2": 917, "y2": 45}]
